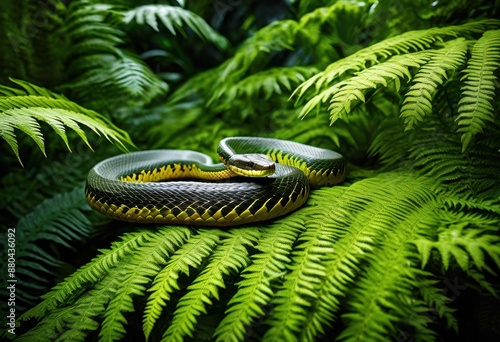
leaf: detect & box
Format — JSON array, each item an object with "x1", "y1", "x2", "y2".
[
  {"x1": 0, "y1": 79, "x2": 134, "y2": 164},
  {"x1": 456, "y1": 30, "x2": 500, "y2": 150},
  {"x1": 124, "y1": 5, "x2": 229, "y2": 51}
]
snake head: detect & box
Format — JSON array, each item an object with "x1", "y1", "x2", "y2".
[{"x1": 228, "y1": 153, "x2": 275, "y2": 177}]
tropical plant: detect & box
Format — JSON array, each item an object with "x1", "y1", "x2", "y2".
[{"x1": 1, "y1": 0, "x2": 499, "y2": 341}]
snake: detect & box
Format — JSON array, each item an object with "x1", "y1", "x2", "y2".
[{"x1": 85, "y1": 137, "x2": 346, "y2": 226}]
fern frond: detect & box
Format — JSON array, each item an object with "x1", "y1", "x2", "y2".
[
  {"x1": 0, "y1": 79, "x2": 133, "y2": 164},
  {"x1": 65, "y1": 53, "x2": 169, "y2": 108},
  {"x1": 143, "y1": 230, "x2": 221, "y2": 341},
  {"x1": 59, "y1": 2, "x2": 167, "y2": 108},
  {"x1": 219, "y1": 20, "x2": 300, "y2": 82},
  {"x1": 413, "y1": 212, "x2": 500, "y2": 271},
  {"x1": 0, "y1": 187, "x2": 92, "y2": 309},
  {"x1": 17, "y1": 268, "x2": 120, "y2": 342},
  {"x1": 64, "y1": 1, "x2": 124, "y2": 58},
  {"x1": 214, "y1": 220, "x2": 303, "y2": 341},
  {"x1": 410, "y1": 124, "x2": 500, "y2": 198},
  {"x1": 21, "y1": 228, "x2": 190, "y2": 320},
  {"x1": 214, "y1": 66, "x2": 318, "y2": 105},
  {"x1": 99, "y1": 228, "x2": 189, "y2": 342},
  {"x1": 456, "y1": 30, "x2": 500, "y2": 150},
  {"x1": 300, "y1": 52, "x2": 431, "y2": 123},
  {"x1": 263, "y1": 213, "x2": 336, "y2": 341},
  {"x1": 294, "y1": 19, "x2": 500, "y2": 100},
  {"x1": 124, "y1": 5, "x2": 229, "y2": 50},
  {"x1": 163, "y1": 228, "x2": 260, "y2": 341},
  {"x1": 329, "y1": 175, "x2": 445, "y2": 341},
  {"x1": 400, "y1": 39, "x2": 468, "y2": 130}
]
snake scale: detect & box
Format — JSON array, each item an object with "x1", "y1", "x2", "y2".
[{"x1": 85, "y1": 137, "x2": 346, "y2": 226}]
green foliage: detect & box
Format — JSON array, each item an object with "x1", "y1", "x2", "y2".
[
  {"x1": 0, "y1": 79, "x2": 133, "y2": 164},
  {"x1": 124, "y1": 4, "x2": 229, "y2": 51},
  {"x1": 2, "y1": 1, "x2": 500, "y2": 341},
  {"x1": 456, "y1": 30, "x2": 500, "y2": 150},
  {"x1": 16, "y1": 175, "x2": 500, "y2": 341},
  {"x1": 0, "y1": 187, "x2": 93, "y2": 311},
  {"x1": 295, "y1": 19, "x2": 500, "y2": 150}
]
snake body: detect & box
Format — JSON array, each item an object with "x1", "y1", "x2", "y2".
[{"x1": 85, "y1": 137, "x2": 346, "y2": 226}]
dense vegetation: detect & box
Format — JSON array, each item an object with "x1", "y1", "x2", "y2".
[{"x1": 1, "y1": 0, "x2": 499, "y2": 341}]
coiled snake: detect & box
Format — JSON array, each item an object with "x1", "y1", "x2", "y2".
[{"x1": 85, "y1": 137, "x2": 346, "y2": 226}]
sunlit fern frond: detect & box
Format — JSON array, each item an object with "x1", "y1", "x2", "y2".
[
  {"x1": 400, "y1": 38, "x2": 468, "y2": 130},
  {"x1": 213, "y1": 223, "x2": 302, "y2": 341},
  {"x1": 294, "y1": 20, "x2": 500, "y2": 150},
  {"x1": 0, "y1": 79, "x2": 133, "y2": 164},
  {"x1": 143, "y1": 230, "x2": 221, "y2": 341},
  {"x1": 163, "y1": 229, "x2": 260, "y2": 341},
  {"x1": 299, "y1": 51, "x2": 431, "y2": 123},
  {"x1": 294, "y1": 19, "x2": 500, "y2": 100},
  {"x1": 123, "y1": 4, "x2": 229, "y2": 51},
  {"x1": 456, "y1": 30, "x2": 500, "y2": 150}
]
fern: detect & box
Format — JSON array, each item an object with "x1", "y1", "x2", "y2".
[
  {"x1": 144, "y1": 230, "x2": 221, "y2": 340},
  {"x1": 59, "y1": 1, "x2": 168, "y2": 109},
  {"x1": 213, "y1": 219, "x2": 303, "y2": 341},
  {"x1": 16, "y1": 268, "x2": 120, "y2": 342},
  {"x1": 400, "y1": 38, "x2": 468, "y2": 130},
  {"x1": 300, "y1": 51, "x2": 431, "y2": 123},
  {"x1": 0, "y1": 79, "x2": 133, "y2": 164},
  {"x1": 0, "y1": 187, "x2": 93, "y2": 311},
  {"x1": 66, "y1": 53, "x2": 169, "y2": 105},
  {"x1": 295, "y1": 20, "x2": 500, "y2": 150},
  {"x1": 7, "y1": 2, "x2": 500, "y2": 342},
  {"x1": 214, "y1": 66, "x2": 318, "y2": 105},
  {"x1": 215, "y1": 19, "x2": 300, "y2": 90},
  {"x1": 17, "y1": 173, "x2": 500, "y2": 340},
  {"x1": 124, "y1": 5, "x2": 229, "y2": 51},
  {"x1": 99, "y1": 228, "x2": 189, "y2": 341},
  {"x1": 163, "y1": 228, "x2": 260, "y2": 341},
  {"x1": 294, "y1": 19, "x2": 499, "y2": 99},
  {"x1": 456, "y1": 30, "x2": 500, "y2": 150}
]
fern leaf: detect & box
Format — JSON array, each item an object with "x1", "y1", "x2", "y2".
[
  {"x1": 219, "y1": 20, "x2": 299, "y2": 81},
  {"x1": 0, "y1": 187, "x2": 92, "y2": 309},
  {"x1": 163, "y1": 229, "x2": 260, "y2": 341},
  {"x1": 124, "y1": 5, "x2": 229, "y2": 50},
  {"x1": 301, "y1": 52, "x2": 430, "y2": 124},
  {"x1": 414, "y1": 213, "x2": 500, "y2": 271},
  {"x1": 66, "y1": 53, "x2": 169, "y2": 107},
  {"x1": 20, "y1": 229, "x2": 186, "y2": 320},
  {"x1": 294, "y1": 19, "x2": 500, "y2": 101},
  {"x1": 143, "y1": 230, "x2": 221, "y2": 341},
  {"x1": 64, "y1": 2, "x2": 124, "y2": 57},
  {"x1": 17, "y1": 268, "x2": 120, "y2": 342},
  {"x1": 0, "y1": 79, "x2": 133, "y2": 164},
  {"x1": 214, "y1": 220, "x2": 303, "y2": 341},
  {"x1": 410, "y1": 123, "x2": 500, "y2": 198},
  {"x1": 334, "y1": 175, "x2": 445, "y2": 341},
  {"x1": 263, "y1": 213, "x2": 335, "y2": 341},
  {"x1": 456, "y1": 30, "x2": 500, "y2": 150},
  {"x1": 214, "y1": 66, "x2": 318, "y2": 105},
  {"x1": 99, "y1": 228, "x2": 189, "y2": 342},
  {"x1": 401, "y1": 38, "x2": 468, "y2": 130}
]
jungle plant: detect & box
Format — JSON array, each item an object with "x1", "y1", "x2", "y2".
[{"x1": 1, "y1": 1, "x2": 499, "y2": 341}]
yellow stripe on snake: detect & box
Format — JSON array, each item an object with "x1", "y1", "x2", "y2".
[{"x1": 85, "y1": 137, "x2": 346, "y2": 226}]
